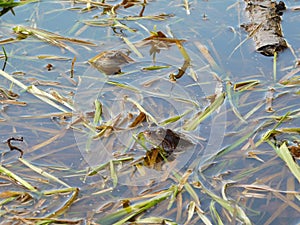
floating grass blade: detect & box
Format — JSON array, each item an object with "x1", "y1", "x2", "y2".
[
  {"x1": 197, "y1": 206, "x2": 213, "y2": 225},
  {"x1": 0, "y1": 69, "x2": 73, "y2": 112},
  {"x1": 195, "y1": 41, "x2": 221, "y2": 72},
  {"x1": 183, "y1": 92, "x2": 225, "y2": 131},
  {"x1": 186, "y1": 201, "x2": 196, "y2": 224},
  {"x1": 275, "y1": 143, "x2": 300, "y2": 183},
  {"x1": 134, "y1": 217, "x2": 176, "y2": 224},
  {"x1": 0, "y1": 165, "x2": 37, "y2": 192},
  {"x1": 93, "y1": 99, "x2": 102, "y2": 125},
  {"x1": 256, "y1": 112, "x2": 291, "y2": 147},
  {"x1": 99, "y1": 187, "x2": 175, "y2": 225},
  {"x1": 233, "y1": 80, "x2": 260, "y2": 92},
  {"x1": 142, "y1": 65, "x2": 170, "y2": 71},
  {"x1": 205, "y1": 123, "x2": 259, "y2": 164},
  {"x1": 160, "y1": 109, "x2": 192, "y2": 126},
  {"x1": 13, "y1": 25, "x2": 95, "y2": 54},
  {"x1": 121, "y1": 36, "x2": 143, "y2": 58},
  {"x1": 210, "y1": 201, "x2": 224, "y2": 225}
]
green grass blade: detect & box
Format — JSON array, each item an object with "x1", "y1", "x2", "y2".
[
  {"x1": 183, "y1": 93, "x2": 225, "y2": 131},
  {"x1": 275, "y1": 143, "x2": 300, "y2": 183},
  {"x1": 0, "y1": 165, "x2": 37, "y2": 192}
]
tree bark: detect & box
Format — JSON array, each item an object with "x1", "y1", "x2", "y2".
[{"x1": 242, "y1": 0, "x2": 287, "y2": 56}]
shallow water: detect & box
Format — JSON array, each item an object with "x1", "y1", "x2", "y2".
[{"x1": 1, "y1": 1, "x2": 300, "y2": 224}]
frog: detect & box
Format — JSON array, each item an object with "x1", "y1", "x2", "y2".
[
  {"x1": 89, "y1": 50, "x2": 134, "y2": 75},
  {"x1": 142, "y1": 127, "x2": 194, "y2": 153}
]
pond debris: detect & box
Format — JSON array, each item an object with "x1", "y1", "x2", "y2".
[
  {"x1": 45, "y1": 63, "x2": 53, "y2": 71},
  {"x1": 137, "y1": 30, "x2": 186, "y2": 63},
  {"x1": 82, "y1": 14, "x2": 172, "y2": 27},
  {"x1": 6, "y1": 137, "x2": 24, "y2": 158},
  {"x1": 183, "y1": 0, "x2": 191, "y2": 15},
  {"x1": 0, "y1": 86, "x2": 26, "y2": 106},
  {"x1": 70, "y1": 56, "x2": 76, "y2": 78},
  {"x1": 128, "y1": 111, "x2": 146, "y2": 128},
  {"x1": 169, "y1": 59, "x2": 190, "y2": 81},
  {"x1": 1, "y1": 46, "x2": 7, "y2": 70},
  {"x1": 265, "y1": 87, "x2": 275, "y2": 112},
  {"x1": 12, "y1": 25, "x2": 96, "y2": 54},
  {"x1": 89, "y1": 50, "x2": 134, "y2": 75},
  {"x1": 0, "y1": 87, "x2": 19, "y2": 100},
  {"x1": 241, "y1": 0, "x2": 287, "y2": 56}
]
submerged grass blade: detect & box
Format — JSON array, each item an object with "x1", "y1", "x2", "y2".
[
  {"x1": 19, "y1": 158, "x2": 71, "y2": 188},
  {"x1": 110, "y1": 160, "x2": 118, "y2": 187},
  {"x1": 183, "y1": 92, "x2": 225, "y2": 131},
  {"x1": 121, "y1": 36, "x2": 143, "y2": 58},
  {"x1": 44, "y1": 188, "x2": 79, "y2": 218},
  {"x1": 160, "y1": 109, "x2": 192, "y2": 126},
  {"x1": 201, "y1": 182, "x2": 252, "y2": 225},
  {"x1": 195, "y1": 41, "x2": 221, "y2": 72},
  {"x1": 226, "y1": 81, "x2": 247, "y2": 123},
  {"x1": 273, "y1": 52, "x2": 277, "y2": 82}
]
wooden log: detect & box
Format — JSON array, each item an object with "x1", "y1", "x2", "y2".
[{"x1": 242, "y1": 0, "x2": 287, "y2": 56}]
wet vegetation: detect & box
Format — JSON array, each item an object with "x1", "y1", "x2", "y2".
[{"x1": 0, "y1": 0, "x2": 300, "y2": 224}]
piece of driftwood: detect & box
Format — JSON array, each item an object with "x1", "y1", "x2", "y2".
[{"x1": 242, "y1": 0, "x2": 287, "y2": 56}]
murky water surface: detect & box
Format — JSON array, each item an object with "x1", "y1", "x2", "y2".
[{"x1": 0, "y1": 1, "x2": 300, "y2": 224}]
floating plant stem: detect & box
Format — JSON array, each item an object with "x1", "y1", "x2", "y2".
[{"x1": 0, "y1": 165, "x2": 37, "y2": 192}]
